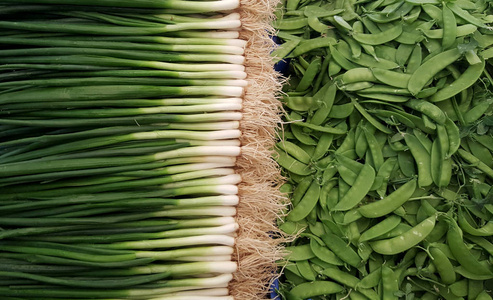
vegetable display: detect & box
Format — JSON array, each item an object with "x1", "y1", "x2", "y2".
[
  {"x1": 273, "y1": 0, "x2": 493, "y2": 298},
  {"x1": 0, "y1": 1, "x2": 284, "y2": 299}
]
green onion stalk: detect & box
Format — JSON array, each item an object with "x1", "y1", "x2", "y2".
[{"x1": 0, "y1": 1, "x2": 250, "y2": 298}]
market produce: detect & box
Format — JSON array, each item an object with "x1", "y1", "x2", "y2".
[
  {"x1": 273, "y1": 0, "x2": 493, "y2": 298},
  {"x1": 0, "y1": 1, "x2": 283, "y2": 299}
]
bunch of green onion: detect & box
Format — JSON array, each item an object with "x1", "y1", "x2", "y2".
[{"x1": 0, "y1": 1, "x2": 245, "y2": 299}]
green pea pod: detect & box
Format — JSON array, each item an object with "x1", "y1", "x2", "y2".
[
  {"x1": 274, "y1": 150, "x2": 312, "y2": 176},
  {"x1": 327, "y1": 103, "x2": 354, "y2": 119},
  {"x1": 337, "y1": 67, "x2": 376, "y2": 85},
  {"x1": 310, "y1": 82, "x2": 337, "y2": 126},
  {"x1": 283, "y1": 96, "x2": 318, "y2": 112},
  {"x1": 404, "y1": 133, "x2": 433, "y2": 187},
  {"x1": 463, "y1": 98, "x2": 493, "y2": 124},
  {"x1": 382, "y1": 265, "x2": 399, "y2": 300},
  {"x1": 276, "y1": 141, "x2": 311, "y2": 164},
  {"x1": 374, "y1": 157, "x2": 398, "y2": 196},
  {"x1": 312, "y1": 133, "x2": 333, "y2": 161},
  {"x1": 370, "y1": 215, "x2": 436, "y2": 255},
  {"x1": 296, "y1": 57, "x2": 322, "y2": 92},
  {"x1": 309, "y1": 238, "x2": 344, "y2": 266},
  {"x1": 332, "y1": 164, "x2": 375, "y2": 211},
  {"x1": 458, "y1": 207, "x2": 493, "y2": 236},
  {"x1": 405, "y1": 99, "x2": 447, "y2": 125},
  {"x1": 321, "y1": 232, "x2": 362, "y2": 267},
  {"x1": 292, "y1": 176, "x2": 313, "y2": 206},
  {"x1": 449, "y1": 280, "x2": 468, "y2": 297},
  {"x1": 295, "y1": 259, "x2": 316, "y2": 281},
  {"x1": 430, "y1": 60, "x2": 485, "y2": 103},
  {"x1": 447, "y1": 218, "x2": 493, "y2": 276},
  {"x1": 289, "y1": 36, "x2": 337, "y2": 58},
  {"x1": 287, "y1": 180, "x2": 321, "y2": 222},
  {"x1": 429, "y1": 246, "x2": 456, "y2": 285},
  {"x1": 271, "y1": 39, "x2": 300, "y2": 63},
  {"x1": 407, "y1": 48, "x2": 462, "y2": 95},
  {"x1": 444, "y1": 117, "x2": 460, "y2": 156},
  {"x1": 273, "y1": 16, "x2": 308, "y2": 30},
  {"x1": 396, "y1": 43, "x2": 414, "y2": 66},
  {"x1": 359, "y1": 179, "x2": 416, "y2": 218},
  {"x1": 285, "y1": 244, "x2": 315, "y2": 261},
  {"x1": 321, "y1": 268, "x2": 379, "y2": 300},
  {"x1": 465, "y1": 235, "x2": 493, "y2": 256},
  {"x1": 447, "y1": 2, "x2": 490, "y2": 29},
  {"x1": 357, "y1": 266, "x2": 382, "y2": 289},
  {"x1": 352, "y1": 23, "x2": 403, "y2": 45},
  {"x1": 476, "y1": 291, "x2": 493, "y2": 300},
  {"x1": 430, "y1": 139, "x2": 447, "y2": 187},
  {"x1": 371, "y1": 68, "x2": 411, "y2": 89},
  {"x1": 455, "y1": 266, "x2": 493, "y2": 280},
  {"x1": 289, "y1": 281, "x2": 344, "y2": 299},
  {"x1": 364, "y1": 129, "x2": 384, "y2": 171},
  {"x1": 352, "y1": 98, "x2": 392, "y2": 134},
  {"x1": 359, "y1": 215, "x2": 401, "y2": 242},
  {"x1": 405, "y1": 43, "x2": 422, "y2": 74},
  {"x1": 458, "y1": 149, "x2": 493, "y2": 180},
  {"x1": 467, "y1": 138, "x2": 493, "y2": 168}
]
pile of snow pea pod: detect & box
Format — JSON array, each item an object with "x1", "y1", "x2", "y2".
[{"x1": 272, "y1": 0, "x2": 493, "y2": 299}]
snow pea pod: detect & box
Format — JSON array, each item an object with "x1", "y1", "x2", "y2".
[
  {"x1": 382, "y1": 265, "x2": 399, "y2": 300},
  {"x1": 463, "y1": 98, "x2": 493, "y2": 124},
  {"x1": 352, "y1": 98, "x2": 392, "y2": 134},
  {"x1": 336, "y1": 67, "x2": 376, "y2": 85},
  {"x1": 444, "y1": 3, "x2": 457, "y2": 50},
  {"x1": 321, "y1": 232, "x2": 362, "y2": 267},
  {"x1": 405, "y1": 43, "x2": 422, "y2": 74},
  {"x1": 370, "y1": 215, "x2": 436, "y2": 255},
  {"x1": 289, "y1": 36, "x2": 337, "y2": 57},
  {"x1": 359, "y1": 215, "x2": 401, "y2": 242},
  {"x1": 404, "y1": 134, "x2": 433, "y2": 187},
  {"x1": 407, "y1": 48, "x2": 462, "y2": 95},
  {"x1": 296, "y1": 259, "x2": 316, "y2": 281},
  {"x1": 429, "y1": 246, "x2": 456, "y2": 285},
  {"x1": 272, "y1": 39, "x2": 300, "y2": 63},
  {"x1": 310, "y1": 82, "x2": 336, "y2": 126},
  {"x1": 405, "y1": 99, "x2": 446, "y2": 125},
  {"x1": 359, "y1": 179, "x2": 416, "y2": 218},
  {"x1": 289, "y1": 281, "x2": 344, "y2": 298},
  {"x1": 332, "y1": 163, "x2": 375, "y2": 211},
  {"x1": 457, "y1": 207, "x2": 493, "y2": 236},
  {"x1": 296, "y1": 56, "x2": 322, "y2": 91},
  {"x1": 430, "y1": 60, "x2": 485, "y2": 102},
  {"x1": 285, "y1": 244, "x2": 315, "y2": 261},
  {"x1": 287, "y1": 180, "x2": 321, "y2": 222},
  {"x1": 322, "y1": 268, "x2": 380, "y2": 300},
  {"x1": 444, "y1": 117, "x2": 460, "y2": 156},
  {"x1": 309, "y1": 238, "x2": 344, "y2": 266},
  {"x1": 458, "y1": 149, "x2": 493, "y2": 180},
  {"x1": 396, "y1": 43, "x2": 414, "y2": 66},
  {"x1": 476, "y1": 291, "x2": 493, "y2": 300},
  {"x1": 273, "y1": 17, "x2": 308, "y2": 30},
  {"x1": 274, "y1": 150, "x2": 313, "y2": 176},
  {"x1": 352, "y1": 24, "x2": 403, "y2": 45},
  {"x1": 447, "y1": 2, "x2": 491, "y2": 29},
  {"x1": 276, "y1": 141, "x2": 311, "y2": 164},
  {"x1": 371, "y1": 68, "x2": 411, "y2": 89},
  {"x1": 447, "y1": 218, "x2": 493, "y2": 276}
]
